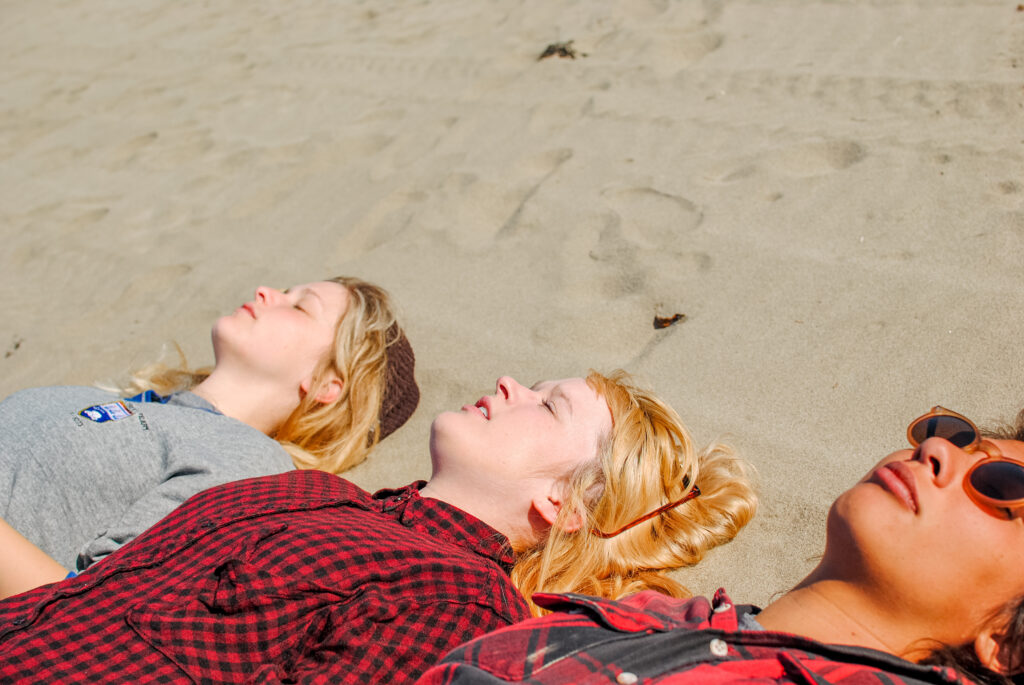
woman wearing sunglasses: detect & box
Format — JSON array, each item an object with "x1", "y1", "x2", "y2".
[
  {"x1": 0, "y1": 371, "x2": 757, "y2": 684},
  {"x1": 418, "y1": 406, "x2": 1024, "y2": 685}
]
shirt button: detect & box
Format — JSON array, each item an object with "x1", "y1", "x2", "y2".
[
  {"x1": 11, "y1": 617, "x2": 26, "y2": 626},
  {"x1": 713, "y1": 602, "x2": 732, "y2": 613},
  {"x1": 198, "y1": 521, "x2": 215, "y2": 530},
  {"x1": 616, "y1": 672, "x2": 638, "y2": 685},
  {"x1": 709, "y1": 638, "x2": 729, "y2": 657}
]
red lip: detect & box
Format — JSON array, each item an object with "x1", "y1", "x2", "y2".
[
  {"x1": 240, "y1": 303, "x2": 256, "y2": 318},
  {"x1": 474, "y1": 396, "x2": 493, "y2": 420},
  {"x1": 460, "y1": 403, "x2": 488, "y2": 419},
  {"x1": 872, "y1": 461, "x2": 919, "y2": 513}
]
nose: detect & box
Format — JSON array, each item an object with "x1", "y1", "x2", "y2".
[
  {"x1": 495, "y1": 376, "x2": 525, "y2": 401},
  {"x1": 913, "y1": 437, "x2": 976, "y2": 489},
  {"x1": 254, "y1": 286, "x2": 282, "y2": 305}
]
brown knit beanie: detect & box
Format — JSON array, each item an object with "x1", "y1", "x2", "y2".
[{"x1": 377, "y1": 325, "x2": 419, "y2": 441}]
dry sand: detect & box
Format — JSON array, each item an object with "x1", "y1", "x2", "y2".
[{"x1": 1, "y1": 0, "x2": 1022, "y2": 607}]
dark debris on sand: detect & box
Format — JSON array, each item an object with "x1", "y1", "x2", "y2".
[
  {"x1": 653, "y1": 314, "x2": 686, "y2": 330},
  {"x1": 537, "y1": 40, "x2": 587, "y2": 61}
]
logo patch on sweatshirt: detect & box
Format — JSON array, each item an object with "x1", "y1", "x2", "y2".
[{"x1": 79, "y1": 401, "x2": 134, "y2": 423}]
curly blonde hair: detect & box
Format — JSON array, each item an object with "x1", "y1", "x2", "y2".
[
  {"x1": 120, "y1": 276, "x2": 405, "y2": 474},
  {"x1": 511, "y1": 370, "x2": 758, "y2": 615}
]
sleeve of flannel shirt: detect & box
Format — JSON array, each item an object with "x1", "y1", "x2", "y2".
[{"x1": 253, "y1": 598, "x2": 519, "y2": 685}]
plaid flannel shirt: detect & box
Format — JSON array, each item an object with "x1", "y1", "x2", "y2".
[
  {"x1": 418, "y1": 589, "x2": 974, "y2": 685},
  {"x1": 0, "y1": 469, "x2": 530, "y2": 684}
]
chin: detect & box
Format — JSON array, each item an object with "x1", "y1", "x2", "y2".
[
  {"x1": 427, "y1": 415, "x2": 448, "y2": 461},
  {"x1": 428, "y1": 412, "x2": 475, "y2": 468},
  {"x1": 209, "y1": 315, "x2": 234, "y2": 342}
]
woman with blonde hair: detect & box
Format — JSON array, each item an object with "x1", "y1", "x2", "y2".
[
  {"x1": 510, "y1": 370, "x2": 757, "y2": 614},
  {"x1": 0, "y1": 369, "x2": 754, "y2": 684},
  {"x1": 0, "y1": 276, "x2": 419, "y2": 583}
]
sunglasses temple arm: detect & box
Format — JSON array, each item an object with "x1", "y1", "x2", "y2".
[{"x1": 590, "y1": 486, "x2": 701, "y2": 539}]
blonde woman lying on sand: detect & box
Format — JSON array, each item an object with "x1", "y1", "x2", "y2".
[
  {"x1": 0, "y1": 370, "x2": 754, "y2": 683},
  {"x1": 0, "y1": 276, "x2": 419, "y2": 582}
]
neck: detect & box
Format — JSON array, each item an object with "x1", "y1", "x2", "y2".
[
  {"x1": 419, "y1": 476, "x2": 533, "y2": 547},
  {"x1": 756, "y1": 573, "x2": 936, "y2": 662},
  {"x1": 758, "y1": 580, "x2": 892, "y2": 648},
  {"x1": 191, "y1": 369, "x2": 299, "y2": 436}
]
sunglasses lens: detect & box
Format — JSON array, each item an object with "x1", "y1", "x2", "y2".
[
  {"x1": 970, "y1": 461, "x2": 1024, "y2": 502},
  {"x1": 909, "y1": 415, "x2": 976, "y2": 448}
]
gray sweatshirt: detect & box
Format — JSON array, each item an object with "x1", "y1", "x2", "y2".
[{"x1": 0, "y1": 386, "x2": 293, "y2": 570}]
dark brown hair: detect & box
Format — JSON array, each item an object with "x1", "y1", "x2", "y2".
[{"x1": 916, "y1": 410, "x2": 1024, "y2": 684}]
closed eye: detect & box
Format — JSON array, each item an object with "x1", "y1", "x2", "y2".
[{"x1": 543, "y1": 400, "x2": 556, "y2": 415}]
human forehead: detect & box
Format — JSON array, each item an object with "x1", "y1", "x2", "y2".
[
  {"x1": 287, "y1": 281, "x2": 350, "y2": 306},
  {"x1": 531, "y1": 378, "x2": 609, "y2": 416},
  {"x1": 530, "y1": 377, "x2": 589, "y2": 396}
]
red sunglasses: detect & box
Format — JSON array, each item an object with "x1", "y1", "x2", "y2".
[
  {"x1": 907, "y1": 406, "x2": 1024, "y2": 520},
  {"x1": 590, "y1": 482, "x2": 700, "y2": 539}
]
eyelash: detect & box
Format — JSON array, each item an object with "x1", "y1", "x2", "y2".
[{"x1": 543, "y1": 400, "x2": 555, "y2": 414}]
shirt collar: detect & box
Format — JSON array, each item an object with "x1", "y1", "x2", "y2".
[{"x1": 372, "y1": 482, "x2": 517, "y2": 570}]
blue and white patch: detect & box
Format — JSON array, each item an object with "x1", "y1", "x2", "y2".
[{"x1": 79, "y1": 401, "x2": 134, "y2": 423}]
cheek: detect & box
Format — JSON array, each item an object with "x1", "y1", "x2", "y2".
[
  {"x1": 958, "y1": 515, "x2": 1024, "y2": 589},
  {"x1": 297, "y1": 340, "x2": 332, "y2": 375},
  {"x1": 543, "y1": 428, "x2": 599, "y2": 477}
]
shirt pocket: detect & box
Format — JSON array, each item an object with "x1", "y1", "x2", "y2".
[{"x1": 126, "y1": 556, "x2": 350, "y2": 682}]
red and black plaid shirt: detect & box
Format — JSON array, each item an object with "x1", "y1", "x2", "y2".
[
  {"x1": 418, "y1": 589, "x2": 974, "y2": 685},
  {"x1": 0, "y1": 469, "x2": 530, "y2": 683}
]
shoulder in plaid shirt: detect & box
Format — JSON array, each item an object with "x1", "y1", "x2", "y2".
[
  {"x1": 0, "y1": 469, "x2": 530, "y2": 683},
  {"x1": 418, "y1": 589, "x2": 975, "y2": 685}
]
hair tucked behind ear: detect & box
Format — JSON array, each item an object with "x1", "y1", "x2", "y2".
[
  {"x1": 510, "y1": 370, "x2": 758, "y2": 616},
  {"x1": 118, "y1": 276, "x2": 413, "y2": 474},
  {"x1": 918, "y1": 594, "x2": 1024, "y2": 685}
]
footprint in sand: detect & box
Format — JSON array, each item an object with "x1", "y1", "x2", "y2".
[
  {"x1": 495, "y1": 148, "x2": 574, "y2": 237},
  {"x1": 116, "y1": 265, "x2": 193, "y2": 303},
  {"x1": 17, "y1": 197, "x2": 116, "y2": 230},
  {"x1": 600, "y1": 184, "x2": 703, "y2": 249},
  {"x1": 700, "y1": 139, "x2": 866, "y2": 185},
  {"x1": 652, "y1": 31, "x2": 724, "y2": 73},
  {"x1": 992, "y1": 180, "x2": 1023, "y2": 210},
  {"x1": 100, "y1": 132, "x2": 160, "y2": 171},
  {"x1": 369, "y1": 116, "x2": 460, "y2": 181},
  {"x1": 587, "y1": 215, "x2": 647, "y2": 299},
  {"x1": 336, "y1": 188, "x2": 429, "y2": 258},
  {"x1": 699, "y1": 162, "x2": 758, "y2": 185},
  {"x1": 764, "y1": 140, "x2": 867, "y2": 177}
]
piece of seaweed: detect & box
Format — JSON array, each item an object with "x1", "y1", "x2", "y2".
[
  {"x1": 653, "y1": 313, "x2": 686, "y2": 329},
  {"x1": 537, "y1": 40, "x2": 585, "y2": 61}
]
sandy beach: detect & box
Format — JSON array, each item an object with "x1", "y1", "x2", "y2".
[{"x1": 1, "y1": 0, "x2": 1022, "y2": 607}]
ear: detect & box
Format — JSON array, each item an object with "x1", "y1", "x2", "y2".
[
  {"x1": 974, "y1": 625, "x2": 1016, "y2": 676},
  {"x1": 530, "y1": 491, "x2": 583, "y2": 533},
  {"x1": 299, "y1": 374, "x2": 344, "y2": 405}
]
